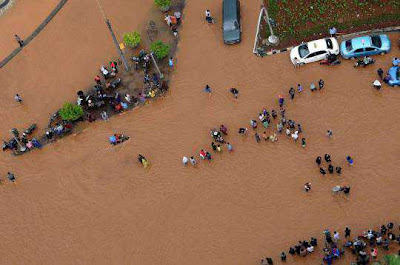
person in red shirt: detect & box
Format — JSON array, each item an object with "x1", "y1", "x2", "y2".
[
  {"x1": 199, "y1": 149, "x2": 206, "y2": 160},
  {"x1": 95, "y1": 75, "x2": 101, "y2": 85},
  {"x1": 115, "y1": 103, "x2": 122, "y2": 112}
]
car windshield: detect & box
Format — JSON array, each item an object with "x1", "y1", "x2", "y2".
[
  {"x1": 397, "y1": 68, "x2": 400, "y2": 79},
  {"x1": 224, "y1": 20, "x2": 238, "y2": 31},
  {"x1": 345, "y1": 40, "x2": 352, "y2": 51},
  {"x1": 326, "y1": 39, "x2": 333, "y2": 49},
  {"x1": 298, "y1": 44, "x2": 310, "y2": 58},
  {"x1": 371, "y1": 35, "x2": 382, "y2": 48}
]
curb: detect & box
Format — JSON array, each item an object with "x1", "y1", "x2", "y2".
[
  {"x1": 0, "y1": 0, "x2": 10, "y2": 9},
  {"x1": 338, "y1": 26, "x2": 400, "y2": 41},
  {"x1": 0, "y1": 0, "x2": 14, "y2": 17},
  {"x1": 0, "y1": 0, "x2": 68, "y2": 69},
  {"x1": 257, "y1": 26, "x2": 400, "y2": 57},
  {"x1": 262, "y1": 46, "x2": 294, "y2": 56}
]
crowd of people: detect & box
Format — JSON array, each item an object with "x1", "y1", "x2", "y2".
[
  {"x1": 261, "y1": 222, "x2": 400, "y2": 265},
  {"x1": 315, "y1": 154, "x2": 351, "y2": 193},
  {"x1": 183, "y1": 79, "x2": 324, "y2": 166},
  {"x1": 84, "y1": 60, "x2": 168, "y2": 122},
  {"x1": 2, "y1": 125, "x2": 43, "y2": 154},
  {"x1": 164, "y1": 11, "x2": 182, "y2": 37},
  {"x1": 6, "y1": 3, "x2": 182, "y2": 159},
  {"x1": 182, "y1": 125, "x2": 233, "y2": 166}
]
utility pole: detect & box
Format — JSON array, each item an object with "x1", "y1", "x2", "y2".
[
  {"x1": 263, "y1": 7, "x2": 279, "y2": 45},
  {"x1": 150, "y1": 53, "x2": 164, "y2": 79},
  {"x1": 95, "y1": 0, "x2": 130, "y2": 72}
]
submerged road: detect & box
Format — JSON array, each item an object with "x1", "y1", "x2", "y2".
[{"x1": 0, "y1": 0, "x2": 399, "y2": 264}]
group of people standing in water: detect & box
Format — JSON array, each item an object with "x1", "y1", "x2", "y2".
[
  {"x1": 314, "y1": 154, "x2": 352, "y2": 194},
  {"x1": 182, "y1": 125, "x2": 233, "y2": 166},
  {"x1": 263, "y1": 222, "x2": 400, "y2": 265},
  {"x1": 183, "y1": 80, "x2": 334, "y2": 167},
  {"x1": 186, "y1": 80, "x2": 358, "y2": 201}
]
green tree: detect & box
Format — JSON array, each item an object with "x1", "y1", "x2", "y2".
[
  {"x1": 123, "y1": 31, "x2": 141, "y2": 48},
  {"x1": 154, "y1": 0, "x2": 171, "y2": 9},
  {"x1": 383, "y1": 255, "x2": 400, "y2": 265},
  {"x1": 150, "y1": 41, "x2": 170, "y2": 60},
  {"x1": 59, "y1": 102, "x2": 83, "y2": 121}
]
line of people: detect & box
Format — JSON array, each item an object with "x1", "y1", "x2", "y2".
[{"x1": 268, "y1": 223, "x2": 400, "y2": 265}]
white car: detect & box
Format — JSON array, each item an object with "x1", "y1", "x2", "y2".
[{"x1": 290, "y1": 37, "x2": 339, "y2": 65}]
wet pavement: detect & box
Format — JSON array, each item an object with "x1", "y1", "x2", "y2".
[{"x1": 0, "y1": 0, "x2": 399, "y2": 264}]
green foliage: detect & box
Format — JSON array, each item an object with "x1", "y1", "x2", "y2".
[
  {"x1": 150, "y1": 41, "x2": 170, "y2": 60},
  {"x1": 267, "y1": 0, "x2": 279, "y2": 18},
  {"x1": 59, "y1": 102, "x2": 83, "y2": 121},
  {"x1": 123, "y1": 31, "x2": 141, "y2": 48},
  {"x1": 154, "y1": 0, "x2": 171, "y2": 8},
  {"x1": 383, "y1": 255, "x2": 400, "y2": 265}
]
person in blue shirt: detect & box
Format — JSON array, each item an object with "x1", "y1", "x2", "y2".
[
  {"x1": 346, "y1": 156, "x2": 354, "y2": 166},
  {"x1": 109, "y1": 135, "x2": 117, "y2": 145},
  {"x1": 204, "y1": 84, "x2": 212, "y2": 93},
  {"x1": 392, "y1": 57, "x2": 399, "y2": 66},
  {"x1": 329, "y1": 27, "x2": 337, "y2": 37}
]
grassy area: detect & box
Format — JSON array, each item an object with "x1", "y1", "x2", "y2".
[
  {"x1": 383, "y1": 254, "x2": 400, "y2": 265},
  {"x1": 265, "y1": 0, "x2": 400, "y2": 46}
]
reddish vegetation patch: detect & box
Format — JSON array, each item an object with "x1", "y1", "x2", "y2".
[{"x1": 259, "y1": 0, "x2": 400, "y2": 50}]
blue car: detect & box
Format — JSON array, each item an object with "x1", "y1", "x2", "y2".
[
  {"x1": 340, "y1": 34, "x2": 391, "y2": 59},
  {"x1": 388, "y1": 66, "x2": 400, "y2": 87}
]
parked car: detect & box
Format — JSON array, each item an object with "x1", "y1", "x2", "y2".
[
  {"x1": 388, "y1": 66, "x2": 400, "y2": 87},
  {"x1": 290, "y1": 38, "x2": 339, "y2": 65},
  {"x1": 222, "y1": 0, "x2": 241, "y2": 45},
  {"x1": 340, "y1": 34, "x2": 391, "y2": 59}
]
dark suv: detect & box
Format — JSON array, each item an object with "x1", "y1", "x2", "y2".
[{"x1": 223, "y1": 0, "x2": 241, "y2": 44}]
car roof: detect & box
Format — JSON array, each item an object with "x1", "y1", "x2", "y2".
[
  {"x1": 307, "y1": 39, "x2": 328, "y2": 53},
  {"x1": 223, "y1": 0, "x2": 238, "y2": 20},
  {"x1": 351, "y1": 36, "x2": 372, "y2": 48},
  {"x1": 389, "y1": 66, "x2": 399, "y2": 74}
]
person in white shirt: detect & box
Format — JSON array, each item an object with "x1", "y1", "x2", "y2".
[
  {"x1": 101, "y1": 111, "x2": 109, "y2": 121},
  {"x1": 205, "y1": 9, "x2": 213, "y2": 23},
  {"x1": 367, "y1": 230, "x2": 374, "y2": 240},
  {"x1": 182, "y1": 156, "x2": 188, "y2": 166},
  {"x1": 164, "y1": 15, "x2": 172, "y2": 27},
  {"x1": 100, "y1": 65, "x2": 108, "y2": 75},
  {"x1": 373, "y1": 79, "x2": 382, "y2": 90},
  {"x1": 14, "y1": 94, "x2": 22, "y2": 103},
  {"x1": 291, "y1": 131, "x2": 299, "y2": 141},
  {"x1": 307, "y1": 245, "x2": 314, "y2": 253},
  {"x1": 333, "y1": 231, "x2": 340, "y2": 243},
  {"x1": 125, "y1": 94, "x2": 132, "y2": 103},
  {"x1": 174, "y1": 11, "x2": 181, "y2": 23}
]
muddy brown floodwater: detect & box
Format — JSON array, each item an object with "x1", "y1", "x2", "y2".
[{"x1": 0, "y1": 0, "x2": 400, "y2": 264}]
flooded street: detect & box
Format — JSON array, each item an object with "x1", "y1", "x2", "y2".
[{"x1": 0, "y1": 0, "x2": 399, "y2": 264}]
